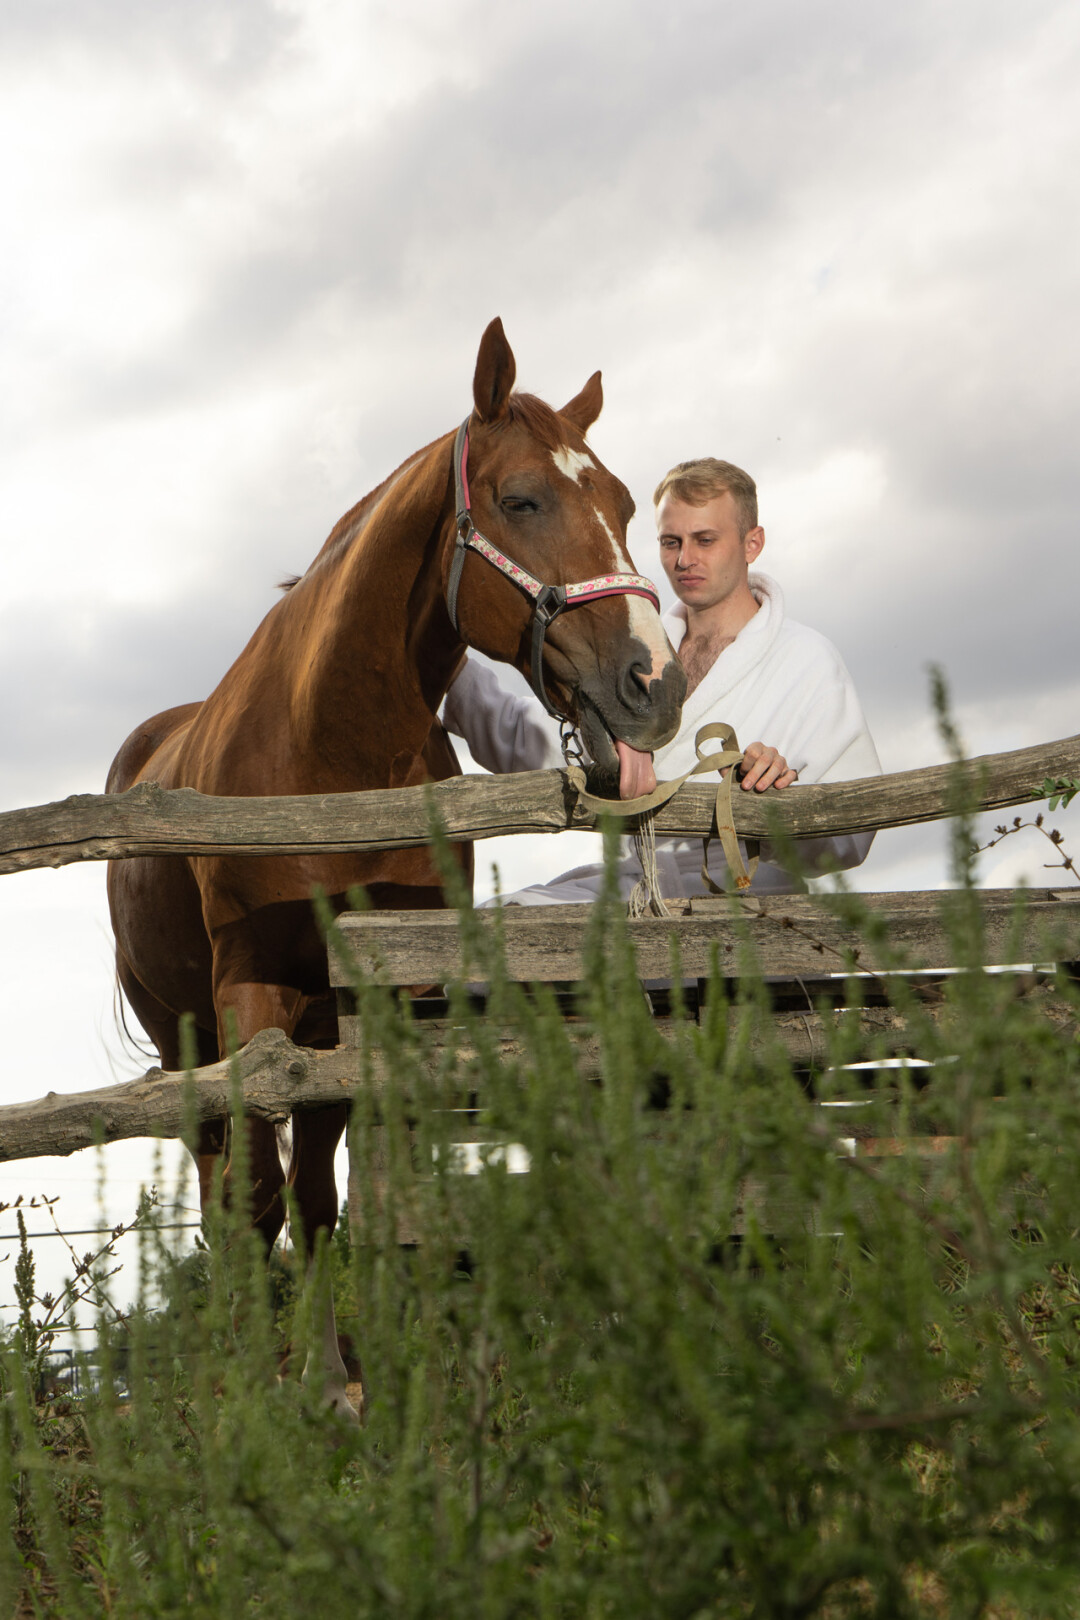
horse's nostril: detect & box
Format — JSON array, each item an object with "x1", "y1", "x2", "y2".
[{"x1": 617, "y1": 661, "x2": 652, "y2": 710}]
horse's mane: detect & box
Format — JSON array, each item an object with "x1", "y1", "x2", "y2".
[
  {"x1": 504, "y1": 392, "x2": 568, "y2": 451},
  {"x1": 275, "y1": 395, "x2": 568, "y2": 591}
]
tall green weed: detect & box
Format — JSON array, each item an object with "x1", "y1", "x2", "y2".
[{"x1": 4, "y1": 821, "x2": 1080, "y2": 1616}]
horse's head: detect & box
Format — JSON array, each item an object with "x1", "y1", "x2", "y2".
[{"x1": 444, "y1": 320, "x2": 686, "y2": 791}]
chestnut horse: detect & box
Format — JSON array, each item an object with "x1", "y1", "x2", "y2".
[{"x1": 106, "y1": 319, "x2": 686, "y2": 1415}]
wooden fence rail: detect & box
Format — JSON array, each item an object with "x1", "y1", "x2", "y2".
[
  {"x1": 329, "y1": 888, "x2": 1080, "y2": 987},
  {"x1": 2, "y1": 734, "x2": 1078, "y2": 876},
  {"x1": 0, "y1": 1030, "x2": 357, "y2": 1165}
]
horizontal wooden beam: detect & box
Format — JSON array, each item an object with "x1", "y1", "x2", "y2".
[
  {"x1": 330, "y1": 889, "x2": 1080, "y2": 985},
  {"x1": 2, "y1": 734, "x2": 1078, "y2": 876},
  {"x1": 0, "y1": 1030, "x2": 359, "y2": 1164},
  {"x1": 339, "y1": 982, "x2": 1075, "y2": 1072}
]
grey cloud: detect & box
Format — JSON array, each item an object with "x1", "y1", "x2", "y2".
[
  {"x1": 5, "y1": 0, "x2": 1080, "y2": 882},
  {"x1": 0, "y1": 0, "x2": 294, "y2": 82},
  {"x1": 33, "y1": 0, "x2": 1077, "y2": 454},
  {"x1": 0, "y1": 590, "x2": 255, "y2": 809},
  {"x1": 46, "y1": 0, "x2": 1037, "y2": 416}
]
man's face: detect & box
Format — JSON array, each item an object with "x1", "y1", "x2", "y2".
[{"x1": 656, "y1": 491, "x2": 763, "y2": 611}]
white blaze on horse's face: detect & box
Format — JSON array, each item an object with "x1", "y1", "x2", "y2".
[
  {"x1": 591, "y1": 508, "x2": 671, "y2": 679},
  {"x1": 549, "y1": 443, "x2": 671, "y2": 681},
  {"x1": 551, "y1": 444, "x2": 596, "y2": 483}
]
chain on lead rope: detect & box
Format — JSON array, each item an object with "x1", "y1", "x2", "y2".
[{"x1": 559, "y1": 719, "x2": 585, "y2": 771}]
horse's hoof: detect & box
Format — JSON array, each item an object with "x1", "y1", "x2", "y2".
[{"x1": 324, "y1": 1381, "x2": 363, "y2": 1426}]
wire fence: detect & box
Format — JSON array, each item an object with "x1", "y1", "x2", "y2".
[
  {"x1": 0, "y1": 1218, "x2": 204, "y2": 1321},
  {"x1": 0, "y1": 1223, "x2": 200, "y2": 1242}
]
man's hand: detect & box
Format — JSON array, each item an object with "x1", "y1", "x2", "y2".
[{"x1": 736, "y1": 742, "x2": 797, "y2": 791}]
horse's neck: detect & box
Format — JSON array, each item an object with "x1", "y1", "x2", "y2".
[{"x1": 281, "y1": 437, "x2": 460, "y2": 780}]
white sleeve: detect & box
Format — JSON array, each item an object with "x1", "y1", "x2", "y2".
[
  {"x1": 441, "y1": 656, "x2": 563, "y2": 774},
  {"x1": 761, "y1": 644, "x2": 882, "y2": 876}
]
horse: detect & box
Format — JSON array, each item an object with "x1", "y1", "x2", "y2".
[{"x1": 106, "y1": 318, "x2": 687, "y2": 1416}]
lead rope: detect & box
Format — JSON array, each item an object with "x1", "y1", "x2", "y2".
[
  {"x1": 628, "y1": 814, "x2": 669, "y2": 917},
  {"x1": 560, "y1": 722, "x2": 670, "y2": 915},
  {"x1": 562, "y1": 722, "x2": 761, "y2": 915}
]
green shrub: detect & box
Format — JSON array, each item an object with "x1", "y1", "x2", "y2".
[{"x1": 5, "y1": 828, "x2": 1080, "y2": 1617}]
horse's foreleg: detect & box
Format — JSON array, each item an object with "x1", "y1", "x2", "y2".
[
  {"x1": 287, "y1": 1103, "x2": 348, "y2": 1244},
  {"x1": 303, "y1": 1251, "x2": 359, "y2": 1422},
  {"x1": 212, "y1": 977, "x2": 358, "y2": 1419},
  {"x1": 222, "y1": 1117, "x2": 289, "y2": 1250},
  {"x1": 211, "y1": 981, "x2": 304, "y2": 1250},
  {"x1": 196, "y1": 1115, "x2": 287, "y2": 1250},
  {"x1": 289, "y1": 1104, "x2": 359, "y2": 1421}
]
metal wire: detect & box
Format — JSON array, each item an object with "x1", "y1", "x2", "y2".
[{"x1": 0, "y1": 1222, "x2": 201, "y2": 1241}]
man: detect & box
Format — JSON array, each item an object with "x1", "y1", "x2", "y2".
[{"x1": 442, "y1": 457, "x2": 880, "y2": 902}]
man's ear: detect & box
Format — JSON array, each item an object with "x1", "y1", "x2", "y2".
[
  {"x1": 559, "y1": 371, "x2": 603, "y2": 434},
  {"x1": 744, "y1": 526, "x2": 765, "y2": 564},
  {"x1": 473, "y1": 317, "x2": 516, "y2": 423}
]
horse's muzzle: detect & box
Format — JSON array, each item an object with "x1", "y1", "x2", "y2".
[{"x1": 577, "y1": 652, "x2": 686, "y2": 772}]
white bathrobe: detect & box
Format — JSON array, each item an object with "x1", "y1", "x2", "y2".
[{"x1": 442, "y1": 573, "x2": 881, "y2": 903}]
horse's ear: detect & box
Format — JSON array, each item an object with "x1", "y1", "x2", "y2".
[
  {"x1": 473, "y1": 318, "x2": 517, "y2": 423},
  {"x1": 559, "y1": 371, "x2": 603, "y2": 435}
]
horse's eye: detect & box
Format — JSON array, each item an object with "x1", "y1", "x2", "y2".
[{"x1": 501, "y1": 496, "x2": 538, "y2": 515}]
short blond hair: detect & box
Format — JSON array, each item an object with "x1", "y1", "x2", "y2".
[{"x1": 653, "y1": 458, "x2": 758, "y2": 537}]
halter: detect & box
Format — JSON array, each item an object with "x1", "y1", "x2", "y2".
[{"x1": 444, "y1": 417, "x2": 662, "y2": 719}]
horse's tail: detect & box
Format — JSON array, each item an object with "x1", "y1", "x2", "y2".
[{"x1": 112, "y1": 974, "x2": 159, "y2": 1065}]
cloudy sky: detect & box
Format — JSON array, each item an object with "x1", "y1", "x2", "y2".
[{"x1": 2, "y1": 0, "x2": 1079, "y2": 1314}]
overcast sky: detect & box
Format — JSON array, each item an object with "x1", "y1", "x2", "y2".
[{"x1": 2, "y1": 0, "x2": 1079, "y2": 1315}]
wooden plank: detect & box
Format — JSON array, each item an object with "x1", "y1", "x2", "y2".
[
  {"x1": 337, "y1": 981, "x2": 1077, "y2": 1069},
  {"x1": 329, "y1": 889, "x2": 1080, "y2": 987},
  {"x1": 0, "y1": 1001, "x2": 947, "y2": 1163},
  {"x1": 2, "y1": 732, "x2": 1078, "y2": 876}
]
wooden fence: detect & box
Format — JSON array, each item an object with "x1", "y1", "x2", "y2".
[
  {"x1": 0, "y1": 734, "x2": 1078, "y2": 1169},
  {"x1": 0, "y1": 890, "x2": 1077, "y2": 1164},
  {"x1": 2, "y1": 733, "x2": 1078, "y2": 875}
]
